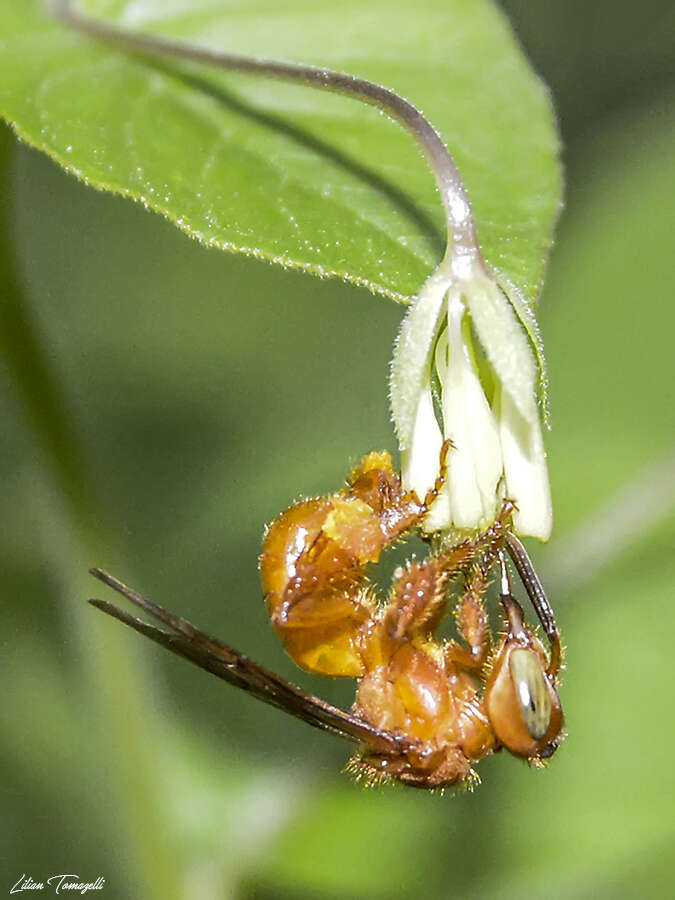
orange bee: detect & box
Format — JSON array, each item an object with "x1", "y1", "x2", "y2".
[{"x1": 91, "y1": 444, "x2": 564, "y2": 789}]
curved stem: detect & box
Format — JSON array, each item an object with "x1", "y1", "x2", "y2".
[{"x1": 49, "y1": 0, "x2": 482, "y2": 266}]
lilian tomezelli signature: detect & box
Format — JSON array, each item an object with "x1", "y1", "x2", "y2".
[{"x1": 10, "y1": 874, "x2": 105, "y2": 895}]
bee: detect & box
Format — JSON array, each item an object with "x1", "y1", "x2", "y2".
[{"x1": 90, "y1": 444, "x2": 564, "y2": 789}]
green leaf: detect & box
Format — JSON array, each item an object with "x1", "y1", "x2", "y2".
[{"x1": 0, "y1": 0, "x2": 561, "y2": 302}]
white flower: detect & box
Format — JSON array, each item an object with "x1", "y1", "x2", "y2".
[{"x1": 390, "y1": 257, "x2": 552, "y2": 541}]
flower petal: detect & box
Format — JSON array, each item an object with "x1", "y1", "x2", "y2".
[
  {"x1": 390, "y1": 261, "x2": 453, "y2": 452},
  {"x1": 401, "y1": 378, "x2": 444, "y2": 508},
  {"x1": 439, "y1": 291, "x2": 503, "y2": 530},
  {"x1": 496, "y1": 385, "x2": 553, "y2": 540},
  {"x1": 463, "y1": 266, "x2": 539, "y2": 428}
]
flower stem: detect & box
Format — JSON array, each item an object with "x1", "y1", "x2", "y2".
[{"x1": 49, "y1": 0, "x2": 482, "y2": 265}]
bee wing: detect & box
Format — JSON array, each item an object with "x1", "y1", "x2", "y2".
[{"x1": 89, "y1": 568, "x2": 411, "y2": 756}]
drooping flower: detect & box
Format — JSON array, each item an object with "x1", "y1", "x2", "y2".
[{"x1": 390, "y1": 255, "x2": 552, "y2": 541}]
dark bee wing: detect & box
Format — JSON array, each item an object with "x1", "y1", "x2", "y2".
[{"x1": 89, "y1": 568, "x2": 411, "y2": 755}]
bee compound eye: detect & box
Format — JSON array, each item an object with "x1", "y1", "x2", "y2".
[{"x1": 509, "y1": 648, "x2": 552, "y2": 741}]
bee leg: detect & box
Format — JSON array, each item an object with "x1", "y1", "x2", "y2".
[
  {"x1": 381, "y1": 556, "x2": 448, "y2": 642},
  {"x1": 347, "y1": 440, "x2": 452, "y2": 546},
  {"x1": 419, "y1": 439, "x2": 452, "y2": 514},
  {"x1": 380, "y1": 534, "x2": 474, "y2": 641},
  {"x1": 441, "y1": 503, "x2": 517, "y2": 671},
  {"x1": 467, "y1": 499, "x2": 516, "y2": 566},
  {"x1": 444, "y1": 563, "x2": 491, "y2": 672}
]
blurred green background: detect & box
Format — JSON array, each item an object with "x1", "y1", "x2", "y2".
[{"x1": 2, "y1": 1, "x2": 674, "y2": 898}]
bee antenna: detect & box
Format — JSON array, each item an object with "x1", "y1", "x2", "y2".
[
  {"x1": 498, "y1": 549, "x2": 512, "y2": 598},
  {"x1": 504, "y1": 533, "x2": 561, "y2": 677}
]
